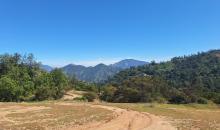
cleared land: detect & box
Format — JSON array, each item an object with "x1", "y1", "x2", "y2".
[
  {"x1": 0, "y1": 102, "x2": 112, "y2": 130},
  {"x1": 104, "y1": 103, "x2": 220, "y2": 130},
  {"x1": 0, "y1": 102, "x2": 219, "y2": 130},
  {"x1": 0, "y1": 102, "x2": 176, "y2": 130}
]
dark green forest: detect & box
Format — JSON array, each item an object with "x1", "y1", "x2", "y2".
[
  {"x1": 0, "y1": 53, "x2": 100, "y2": 102},
  {"x1": 0, "y1": 53, "x2": 69, "y2": 101},
  {"x1": 102, "y1": 50, "x2": 220, "y2": 104}
]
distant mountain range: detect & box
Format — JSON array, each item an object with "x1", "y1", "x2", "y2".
[
  {"x1": 40, "y1": 65, "x2": 54, "y2": 72},
  {"x1": 62, "y1": 63, "x2": 121, "y2": 83},
  {"x1": 41, "y1": 59, "x2": 148, "y2": 82},
  {"x1": 111, "y1": 59, "x2": 148, "y2": 69}
]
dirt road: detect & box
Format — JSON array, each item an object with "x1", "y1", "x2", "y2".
[
  {"x1": 71, "y1": 104, "x2": 176, "y2": 130},
  {"x1": 0, "y1": 102, "x2": 176, "y2": 130}
]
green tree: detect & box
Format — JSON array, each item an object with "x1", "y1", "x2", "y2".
[
  {"x1": 50, "y1": 69, "x2": 68, "y2": 99},
  {"x1": 83, "y1": 92, "x2": 97, "y2": 102},
  {"x1": 0, "y1": 76, "x2": 19, "y2": 102},
  {"x1": 0, "y1": 53, "x2": 69, "y2": 102},
  {"x1": 100, "y1": 85, "x2": 117, "y2": 102}
]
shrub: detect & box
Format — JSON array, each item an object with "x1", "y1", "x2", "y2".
[
  {"x1": 34, "y1": 86, "x2": 53, "y2": 101},
  {"x1": 169, "y1": 95, "x2": 188, "y2": 104},
  {"x1": 83, "y1": 92, "x2": 97, "y2": 102},
  {"x1": 0, "y1": 77, "x2": 19, "y2": 102},
  {"x1": 197, "y1": 97, "x2": 208, "y2": 104},
  {"x1": 213, "y1": 95, "x2": 220, "y2": 104},
  {"x1": 100, "y1": 85, "x2": 116, "y2": 102},
  {"x1": 73, "y1": 97, "x2": 87, "y2": 101},
  {"x1": 155, "y1": 97, "x2": 167, "y2": 103}
]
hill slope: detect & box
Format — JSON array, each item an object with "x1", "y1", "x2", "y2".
[
  {"x1": 61, "y1": 64, "x2": 121, "y2": 83},
  {"x1": 40, "y1": 65, "x2": 54, "y2": 72},
  {"x1": 106, "y1": 50, "x2": 220, "y2": 103},
  {"x1": 62, "y1": 59, "x2": 148, "y2": 83},
  {"x1": 112, "y1": 59, "x2": 148, "y2": 69}
]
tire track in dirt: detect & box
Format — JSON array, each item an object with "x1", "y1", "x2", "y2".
[{"x1": 70, "y1": 104, "x2": 176, "y2": 130}]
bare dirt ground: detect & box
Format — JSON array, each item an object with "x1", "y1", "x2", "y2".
[
  {"x1": 71, "y1": 104, "x2": 176, "y2": 130},
  {"x1": 0, "y1": 102, "x2": 176, "y2": 130},
  {"x1": 107, "y1": 103, "x2": 220, "y2": 130}
]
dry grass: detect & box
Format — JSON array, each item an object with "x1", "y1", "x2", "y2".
[
  {"x1": 1, "y1": 101, "x2": 219, "y2": 130},
  {"x1": 0, "y1": 102, "x2": 113, "y2": 130},
  {"x1": 104, "y1": 103, "x2": 220, "y2": 130}
]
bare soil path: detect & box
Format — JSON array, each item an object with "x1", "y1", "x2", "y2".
[
  {"x1": 70, "y1": 103, "x2": 176, "y2": 130},
  {"x1": 0, "y1": 102, "x2": 176, "y2": 130}
]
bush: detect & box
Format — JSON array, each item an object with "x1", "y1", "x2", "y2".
[
  {"x1": 83, "y1": 92, "x2": 97, "y2": 102},
  {"x1": 213, "y1": 95, "x2": 220, "y2": 104},
  {"x1": 155, "y1": 97, "x2": 167, "y2": 103},
  {"x1": 72, "y1": 80, "x2": 98, "y2": 93},
  {"x1": 100, "y1": 85, "x2": 116, "y2": 102},
  {"x1": 73, "y1": 97, "x2": 87, "y2": 101},
  {"x1": 0, "y1": 77, "x2": 19, "y2": 102},
  {"x1": 197, "y1": 97, "x2": 208, "y2": 104},
  {"x1": 169, "y1": 95, "x2": 188, "y2": 104},
  {"x1": 35, "y1": 86, "x2": 53, "y2": 101}
]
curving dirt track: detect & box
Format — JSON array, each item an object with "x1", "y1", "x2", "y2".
[
  {"x1": 71, "y1": 104, "x2": 176, "y2": 130},
  {"x1": 0, "y1": 102, "x2": 176, "y2": 130}
]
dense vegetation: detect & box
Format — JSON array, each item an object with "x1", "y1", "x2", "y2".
[
  {"x1": 101, "y1": 76, "x2": 176, "y2": 103},
  {"x1": 0, "y1": 53, "x2": 68, "y2": 102},
  {"x1": 103, "y1": 50, "x2": 220, "y2": 104},
  {"x1": 69, "y1": 77, "x2": 100, "y2": 93},
  {"x1": 1, "y1": 50, "x2": 220, "y2": 104}
]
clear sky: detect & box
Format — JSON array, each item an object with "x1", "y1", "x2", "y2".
[{"x1": 0, "y1": 0, "x2": 219, "y2": 67}]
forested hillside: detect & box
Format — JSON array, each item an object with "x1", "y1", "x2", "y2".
[
  {"x1": 103, "y1": 50, "x2": 220, "y2": 104},
  {"x1": 1, "y1": 50, "x2": 220, "y2": 104},
  {"x1": 111, "y1": 59, "x2": 148, "y2": 69}
]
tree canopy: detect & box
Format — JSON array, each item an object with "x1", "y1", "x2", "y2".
[
  {"x1": 104, "y1": 50, "x2": 220, "y2": 104},
  {"x1": 0, "y1": 53, "x2": 69, "y2": 102}
]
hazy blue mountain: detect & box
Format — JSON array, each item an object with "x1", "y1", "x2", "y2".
[
  {"x1": 62, "y1": 63, "x2": 121, "y2": 83},
  {"x1": 112, "y1": 59, "x2": 148, "y2": 69},
  {"x1": 40, "y1": 65, "x2": 54, "y2": 72},
  {"x1": 84, "y1": 64, "x2": 121, "y2": 83},
  {"x1": 61, "y1": 59, "x2": 148, "y2": 83},
  {"x1": 61, "y1": 64, "x2": 87, "y2": 78}
]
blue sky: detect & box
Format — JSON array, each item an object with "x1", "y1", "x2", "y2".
[{"x1": 0, "y1": 0, "x2": 219, "y2": 67}]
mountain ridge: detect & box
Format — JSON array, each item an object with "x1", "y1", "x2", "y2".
[
  {"x1": 40, "y1": 65, "x2": 54, "y2": 72},
  {"x1": 111, "y1": 59, "x2": 148, "y2": 69},
  {"x1": 41, "y1": 59, "x2": 149, "y2": 82},
  {"x1": 59, "y1": 59, "x2": 148, "y2": 82},
  {"x1": 106, "y1": 50, "x2": 220, "y2": 103}
]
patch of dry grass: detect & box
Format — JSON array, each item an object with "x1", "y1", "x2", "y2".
[
  {"x1": 104, "y1": 103, "x2": 220, "y2": 130},
  {"x1": 0, "y1": 102, "x2": 113, "y2": 130}
]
